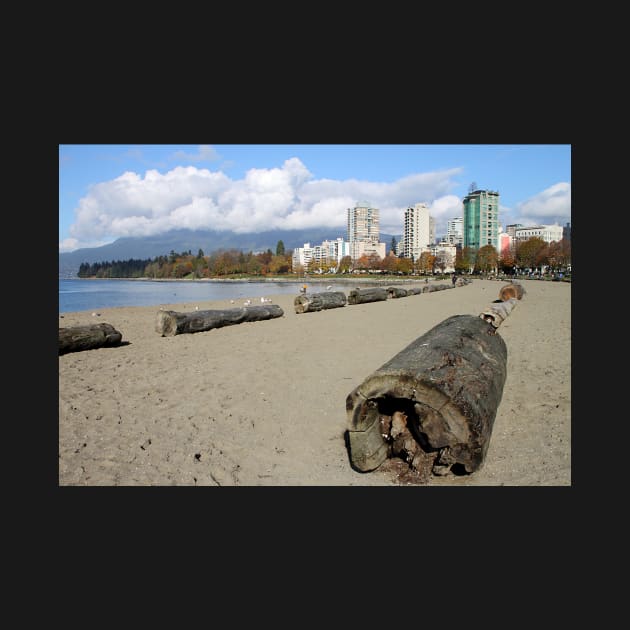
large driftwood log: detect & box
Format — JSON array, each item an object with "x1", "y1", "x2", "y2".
[
  {"x1": 156, "y1": 305, "x2": 284, "y2": 336},
  {"x1": 387, "y1": 287, "x2": 409, "y2": 299},
  {"x1": 347, "y1": 287, "x2": 388, "y2": 305},
  {"x1": 294, "y1": 291, "x2": 347, "y2": 314},
  {"x1": 499, "y1": 282, "x2": 526, "y2": 301},
  {"x1": 345, "y1": 314, "x2": 507, "y2": 478},
  {"x1": 480, "y1": 298, "x2": 517, "y2": 328},
  {"x1": 59, "y1": 323, "x2": 123, "y2": 355}
]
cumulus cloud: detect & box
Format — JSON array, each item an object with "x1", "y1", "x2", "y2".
[
  {"x1": 64, "y1": 160, "x2": 466, "y2": 250},
  {"x1": 512, "y1": 182, "x2": 571, "y2": 226}
]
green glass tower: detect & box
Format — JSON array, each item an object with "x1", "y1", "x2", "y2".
[{"x1": 463, "y1": 189, "x2": 500, "y2": 250}]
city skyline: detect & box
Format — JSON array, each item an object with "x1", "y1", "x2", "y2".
[{"x1": 59, "y1": 144, "x2": 571, "y2": 253}]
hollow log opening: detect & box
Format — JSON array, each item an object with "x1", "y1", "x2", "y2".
[{"x1": 355, "y1": 395, "x2": 445, "y2": 485}]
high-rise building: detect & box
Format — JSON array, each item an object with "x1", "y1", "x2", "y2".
[
  {"x1": 347, "y1": 201, "x2": 385, "y2": 260},
  {"x1": 347, "y1": 201, "x2": 380, "y2": 245},
  {"x1": 403, "y1": 202, "x2": 431, "y2": 260},
  {"x1": 463, "y1": 189, "x2": 500, "y2": 251},
  {"x1": 446, "y1": 217, "x2": 463, "y2": 246}
]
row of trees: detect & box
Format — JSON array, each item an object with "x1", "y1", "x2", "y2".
[
  {"x1": 77, "y1": 237, "x2": 571, "y2": 279},
  {"x1": 300, "y1": 237, "x2": 571, "y2": 276},
  {"x1": 77, "y1": 242, "x2": 293, "y2": 279}
]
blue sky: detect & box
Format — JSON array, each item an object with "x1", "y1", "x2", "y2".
[{"x1": 59, "y1": 144, "x2": 571, "y2": 253}]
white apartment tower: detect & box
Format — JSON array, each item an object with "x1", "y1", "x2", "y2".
[
  {"x1": 403, "y1": 202, "x2": 431, "y2": 261},
  {"x1": 347, "y1": 200, "x2": 380, "y2": 244},
  {"x1": 347, "y1": 201, "x2": 384, "y2": 260}
]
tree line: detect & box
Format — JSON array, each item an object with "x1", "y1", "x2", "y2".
[
  {"x1": 77, "y1": 237, "x2": 571, "y2": 279},
  {"x1": 77, "y1": 242, "x2": 293, "y2": 279}
]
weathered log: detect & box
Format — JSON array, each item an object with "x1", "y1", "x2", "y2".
[
  {"x1": 480, "y1": 298, "x2": 517, "y2": 328},
  {"x1": 156, "y1": 304, "x2": 284, "y2": 336},
  {"x1": 499, "y1": 282, "x2": 526, "y2": 301},
  {"x1": 345, "y1": 314, "x2": 507, "y2": 477},
  {"x1": 347, "y1": 287, "x2": 389, "y2": 305},
  {"x1": 387, "y1": 287, "x2": 409, "y2": 299},
  {"x1": 407, "y1": 287, "x2": 423, "y2": 295},
  {"x1": 59, "y1": 323, "x2": 123, "y2": 355},
  {"x1": 294, "y1": 291, "x2": 347, "y2": 314}
]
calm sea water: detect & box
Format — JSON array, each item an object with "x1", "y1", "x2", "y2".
[{"x1": 58, "y1": 278, "x2": 348, "y2": 313}]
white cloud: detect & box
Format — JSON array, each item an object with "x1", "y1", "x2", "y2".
[
  {"x1": 512, "y1": 182, "x2": 571, "y2": 227},
  {"x1": 62, "y1": 160, "x2": 479, "y2": 250}
]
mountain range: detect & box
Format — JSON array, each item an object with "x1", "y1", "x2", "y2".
[{"x1": 58, "y1": 228, "x2": 401, "y2": 278}]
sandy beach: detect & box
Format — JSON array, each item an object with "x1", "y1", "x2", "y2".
[{"x1": 58, "y1": 278, "x2": 571, "y2": 486}]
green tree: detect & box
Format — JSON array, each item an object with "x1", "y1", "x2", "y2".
[
  {"x1": 276, "y1": 240, "x2": 285, "y2": 256},
  {"x1": 456, "y1": 247, "x2": 476, "y2": 274},
  {"x1": 338, "y1": 255, "x2": 352, "y2": 273},
  {"x1": 390, "y1": 236, "x2": 397, "y2": 255}
]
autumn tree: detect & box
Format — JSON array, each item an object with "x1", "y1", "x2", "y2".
[
  {"x1": 415, "y1": 251, "x2": 435, "y2": 275},
  {"x1": 499, "y1": 248, "x2": 516, "y2": 274},
  {"x1": 515, "y1": 237, "x2": 547, "y2": 272},
  {"x1": 396, "y1": 256, "x2": 413, "y2": 275},
  {"x1": 381, "y1": 252, "x2": 399, "y2": 274},
  {"x1": 474, "y1": 244, "x2": 499, "y2": 274},
  {"x1": 355, "y1": 254, "x2": 371, "y2": 271}
]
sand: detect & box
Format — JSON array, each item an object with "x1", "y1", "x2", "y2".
[{"x1": 58, "y1": 278, "x2": 571, "y2": 486}]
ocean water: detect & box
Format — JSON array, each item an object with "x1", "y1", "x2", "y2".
[{"x1": 58, "y1": 278, "x2": 346, "y2": 313}]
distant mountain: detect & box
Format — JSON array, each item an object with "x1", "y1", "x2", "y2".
[{"x1": 58, "y1": 228, "x2": 402, "y2": 278}]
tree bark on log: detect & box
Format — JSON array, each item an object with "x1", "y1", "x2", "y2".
[
  {"x1": 59, "y1": 323, "x2": 123, "y2": 355},
  {"x1": 347, "y1": 287, "x2": 389, "y2": 305},
  {"x1": 294, "y1": 291, "x2": 347, "y2": 314},
  {"x1": 345, "y1": 314, "x2": 507, "y2": 478},
  {"x1": 480, "y1": 298, "x2": 517, "y2": 328},
  {"x1": 156, "y1": 305, "x2": 284, "y2": 336},
  {"x1": 499, "y1": 282, "x2": 526, "y2": 301},
  {"x1": 387, "y1": 287, "x2": 409, "y2": 298}
]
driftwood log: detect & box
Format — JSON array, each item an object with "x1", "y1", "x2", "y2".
[
  {"x1": 347, "y1": 287, "x2": 388, "y2": 305},
  {"x1": 59, "y1": 323, "x2": 123, "y2": 355},
  {"x1": 156, "y1": 304, "x2": 284, "y2": 336},
  {"x1": 422, "y1": 283, "x2": 450, "y2": 293},
  {"x1": 294, "y1": 291, "x2": 347, "y2": 314},
  {"x1": 387, "y1": 287, "x2": 408, "y2": 299},
  {"x1": 499, "y1": 282, "x2": 526, "y2": 301},
  {"x1": 480, "y1": 298, "x2": 517, "y2": 328},
  {"x1": 345, "y1": 314, "x2": 507, "y2": 479}
]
